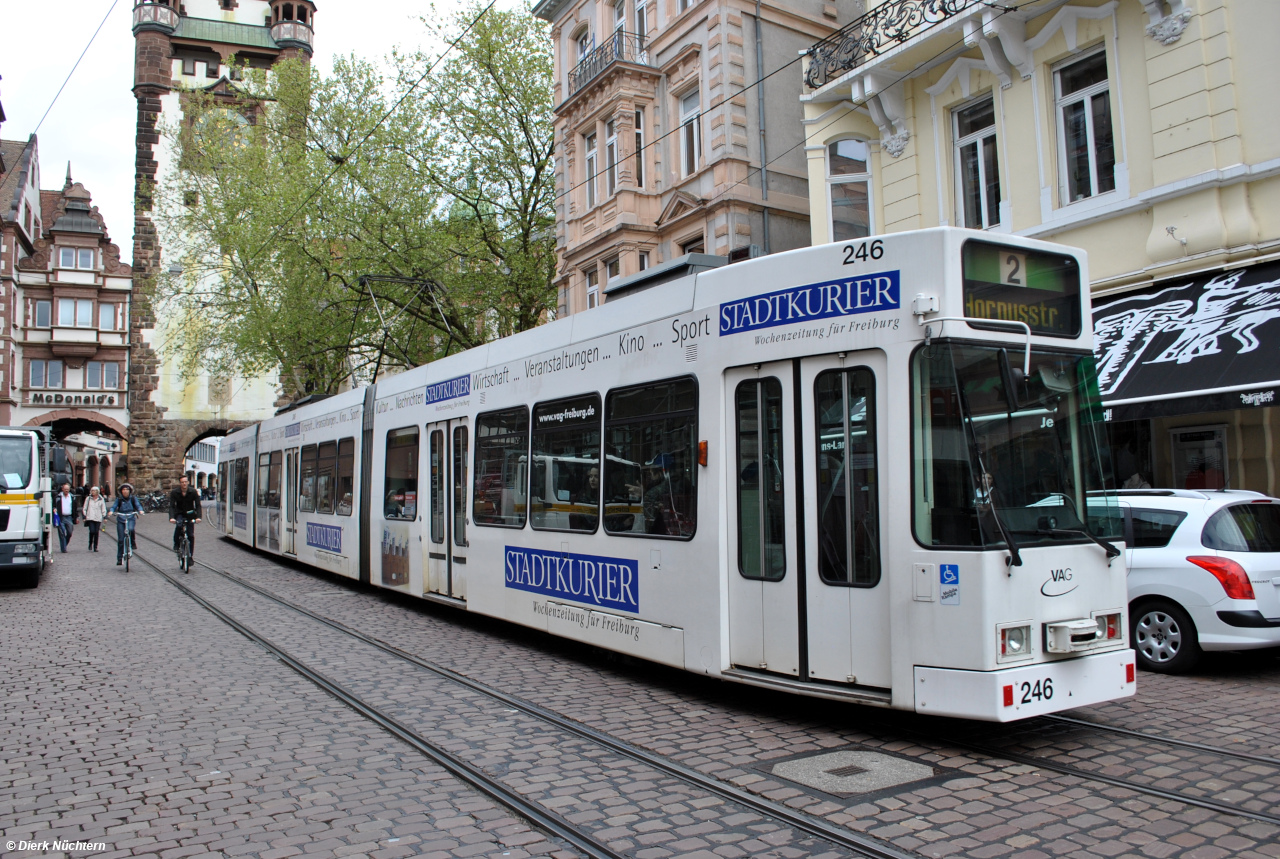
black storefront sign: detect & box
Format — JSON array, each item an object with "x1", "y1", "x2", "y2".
[{"x1": 1093, "y1": 260, "x2": 1280, "y2": 421}]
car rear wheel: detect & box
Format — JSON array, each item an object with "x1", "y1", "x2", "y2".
[{"x1": 1132, "y1": 600, "x2": 1201, "y2": 673}]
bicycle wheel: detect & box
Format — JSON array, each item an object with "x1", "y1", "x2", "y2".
[{"x1": 124, "y1": 548, "x2": 130, "y2": 573}]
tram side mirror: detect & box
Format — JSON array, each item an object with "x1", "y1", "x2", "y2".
[{"x1": 998, "y1": 348, "x2": 1031, "y2": 413}]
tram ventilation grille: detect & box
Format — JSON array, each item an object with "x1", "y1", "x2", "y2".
[
  {"x1": 825, "y1": 764, "x2": 868, "y2": 778},
  {"x1": 685, "y1": 344, "x2": 698, "y2": 362}
]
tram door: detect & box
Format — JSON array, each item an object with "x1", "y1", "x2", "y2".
[
  {"x1": 282, "y1": 448, "x2": 298, "y2": 555},
  {"x1": 222, "y1": 460, "x2": 235, "y2": 536},
  {"x1": 425, "y1": 419, "x2": 469, "y2": 600},
  {"x1": 726, "y1": 353, "x2": 891, "y2": 689},
  {"x1": 726, "y1": 362, "x2": 801, "y2": 676},
  {"x1": 800, "y1": 352, "x2": 890, "y2": 689}
]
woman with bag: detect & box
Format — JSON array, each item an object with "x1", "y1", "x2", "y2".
[{"x1": 83, "y1": 486, "x2": 107, "y2": 552}]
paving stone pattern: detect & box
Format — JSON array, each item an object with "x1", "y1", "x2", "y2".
[
  {"x1": 179, "y1": 521, "x2": 1280, "y2": 859},
  {"x1": 148, "y1": 541, "x2": 852, "y2": 859},
  {"x1": 0, "y1": 539, "x2": 577, "y2": 859}
]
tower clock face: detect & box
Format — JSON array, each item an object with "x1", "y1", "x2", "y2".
[{"x1": 192, "y1": 107, "x2": 250, "y2": 154}]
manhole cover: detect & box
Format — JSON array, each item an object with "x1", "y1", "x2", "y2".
[{"x1": 771, "y1": 750, "x2": 933, "y2": 795}]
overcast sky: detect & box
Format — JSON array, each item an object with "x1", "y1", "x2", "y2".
[{"x1": 1, "y1": 0, "x2": 516, "y2": 265}]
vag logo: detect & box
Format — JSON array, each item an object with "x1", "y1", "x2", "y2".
[{"x1": 1041, "y1": 567, "x2": 1077, "y2": 597}]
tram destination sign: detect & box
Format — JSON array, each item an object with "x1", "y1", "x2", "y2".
[
  {"x1": 719, "y1": 270, "x2": 901, "y2": 336},
  {"x1": 962, "y1": 240, "x2": 1081, "y2": 337}
]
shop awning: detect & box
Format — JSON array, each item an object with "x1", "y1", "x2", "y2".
[{"x1": 1093, "y1": 260, "x2": 1280, "y2": 422}]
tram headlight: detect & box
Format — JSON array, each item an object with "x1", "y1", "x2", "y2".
[
  {"x1": 998, "y1": 624, "x2": 1032, "y2": 661},
  {"x1": 1095, "y1": 612, "x2": 1122, "y2": 642}
]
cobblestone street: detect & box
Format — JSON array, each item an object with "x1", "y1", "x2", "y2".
[{"x1": 3, "y1": 516, "x2": 1279, "y2": 859}]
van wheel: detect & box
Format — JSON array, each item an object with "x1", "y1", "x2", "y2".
[
  {"x1": 21, "y1": 565, "x2": 40, "y2": 588},
  {"x1": 1132, "y1": 600, "x2": 1201, "y2": 673}
]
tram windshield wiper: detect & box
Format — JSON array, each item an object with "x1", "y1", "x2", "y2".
[{"x1": 1009, "y1": 527, "x2": 1122, "y2": 560}]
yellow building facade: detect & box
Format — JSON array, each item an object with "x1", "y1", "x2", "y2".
[{"x1": 801, "y1": 0, "x2": 1280, "y2": 493}]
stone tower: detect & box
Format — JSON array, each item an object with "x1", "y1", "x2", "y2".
[{"x1": 129, "y1": 0, "x2": 316, "y2": 489}]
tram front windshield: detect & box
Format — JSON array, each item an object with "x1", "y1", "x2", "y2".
[{"x1": 912, "y1": 342, "x2": 1121, "y2": 550}]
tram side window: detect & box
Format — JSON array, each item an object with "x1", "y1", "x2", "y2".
[
  {"x1": 814, "y1": 369, "x2": 880, "y2": 586},
  {"x1": 384, "y1": 427, "x2": 419, "y2": 521},
  {"x1": 736, "y1": 378, "x2": 785, "y2": 580},
  {"x1": 430, "y1": 430, "x2": 445, "y2": 543},
  {"x1": 532, "y1": 394, "x2": 602, "y2": 533},
  {"x1": 473, "y1": 407, "x2": 529, "y2": 528},
  {"x1": 234, "y1": 457, "x2": 249, "y2": 505},
  {"x1": 257, "y1": 453, "x2": 271, "y2": 507},
  {"x1": 336, "y1": 438, "x2": 354, "y2": 516},
  {"x1": 315, "y1": 442, "x2": 338, "y2": 514},
  {"x1": 453, "y1": 426, "x2": 469, "y2": 547},
  {"x1": 268, "y1": 451, "x2": 282, "y2": 509},
  {"x1": 603, "y1": 377, "x2": 697, "y2": 539},
  {"x1": 299, "y1": 444, "x2": 317, "y2": 512}
]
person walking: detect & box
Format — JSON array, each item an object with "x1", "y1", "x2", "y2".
[
  {"x1": 110, "y1": 484, "x2": 144, "y2": 566},
  {"x1": 169, "y1": 475, "x2": 202, "y2": 567},
  {"x1": 54, "y1": 482, "x2": 79, "y2": 553},
  {"x1": 83, "y1": 486, "x2": 107, "y2": 552}
]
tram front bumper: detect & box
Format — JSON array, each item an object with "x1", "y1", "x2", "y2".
[{"x1": 913, "y1": 648, "x2": 1136, "y2": 722}]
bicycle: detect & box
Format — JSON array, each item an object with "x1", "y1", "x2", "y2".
[
  {"x1": 115, "y1": 511, "x2": 139, "y2": 573},
  {"x1": 174, "y1": 516, "x2": 194, "y2": 572}
]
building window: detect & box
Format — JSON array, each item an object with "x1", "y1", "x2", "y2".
[
  {"x1": 87, "y1": 361, "x2": 119, "y2": 389},
  {"x1": 638, "y1": 251, "x2": 649, "y2": 271},
  {"x1": 605, "y1": 257, "x2": 620, "y2": 282},
  {"x1": 1056, "y1": 50, "x2": 1115, "y2": 203},
  {"x1": 586, "y1": 269, "x2": 600, "y2": 308},
  {"x1": 827, "y1": 139, "x2": 871, "y2": 241},
  {"x1": 182, "y1": 57, "x2": 196, "y2": 76},
  {"x1": 679, "y1": 0, "x2": 694, "y2": 12},
  {"x1": 679, "y1": 90, "x2": 701, "y2": 178},
  {"x1": 612, "y1": 0, "x2": 625, "y2": 32},
  {"x1": 99, "y1": 303, "x2": 117, "y2": 330},
  {"x1": 635, "y1": 0, "x2": 647, "y2": 43},
  {"x1": 79, "y1": 249, "x2": 94, "y2": 269},
  {"x1": 605, "y1": 120, "x2": 619, "y2": 196},
  {"x1": 30, "y1": 360, "x2": 64, "y2": 389},
  {"x1": 35, "y1": 300, "x2": 51, "y2": 328},
  {"x1": 59, "y1": 248, "x2": 75, "y2": 268},
  {"x1": 584, "y1": 132, "x2": 597, "y2": 209},
  {"x1": 206, "y1": 60, "x2": 220, "y2": 79},
  {"x1": 575, "y1": 28, "x2": 591, "y2": 63},
  {"x1": 58, "y1": 298, "x2": 94, "y2": 328},
  {"x1": 954, "y1": 97, "x2": 1001, "y2": 229},
  {"x1": 681, "y1": 236, "x2": 705, "y2": 255},
  {"x1": 634, "y1": 109, "x2": 645, "y2": 189}
]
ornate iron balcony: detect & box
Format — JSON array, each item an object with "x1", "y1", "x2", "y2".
[
  {"x1": 132, "y1": 1, "x2": 179, "y2": 34},
  {"x1": 805, "y1": 0, "x2": 981, "y2": 90},
  {"x1": 568, "y1": 31, "x2": 651, "y2": 97}
]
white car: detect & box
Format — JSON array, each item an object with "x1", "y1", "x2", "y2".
[{"x1": 1113, "y1": 489, "x2": 1280, "y2": 672}]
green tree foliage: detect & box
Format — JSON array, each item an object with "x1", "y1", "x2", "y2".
[{"x1": 156, "y1": 2, "x2": 556, "y2": 397}]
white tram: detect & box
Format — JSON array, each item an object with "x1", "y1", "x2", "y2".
[{"x1": 217, "y1": 228, "x2": 1136, "y2": 721}]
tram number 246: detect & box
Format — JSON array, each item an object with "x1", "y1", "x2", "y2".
[
  {"x1": 1020, "y1": 678, "x2": 1054, "y2": 704},
  {"x1": 842, "y1": 240, "x2": 885, "y2": 265}
]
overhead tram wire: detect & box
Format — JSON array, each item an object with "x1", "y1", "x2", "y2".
[
  {"x1": 237, "y1": 0, "x2": 500, "y2": 269},
  {"x1": 401, "y1": 0, "x2": 1046, "y2": 285},
  {"x1": 32, "y1": 0, "x2": 124, "y2": 135}
]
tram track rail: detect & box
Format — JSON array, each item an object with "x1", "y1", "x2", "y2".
[
  {"x1": 1042, "y1": 713, "x2": 1280, "y2": 769},
  {"x1": 121, "y1": 530, "x2": 919, "y2": 859}
]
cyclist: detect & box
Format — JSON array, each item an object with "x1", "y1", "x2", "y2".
[
  {"x1": 110, "y1": 483, "x2": 144, "y2": 565},
  {"x1": 169, "y1": 475, "x2": 202, "y2": 567}
]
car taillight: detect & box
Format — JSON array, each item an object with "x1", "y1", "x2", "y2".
[
  {"x1": 1187, "y1": 556, "x2": 1255, "y2": 600},
  {"x1": 1095, "y1": 612, "x2": 1121, "y2": 641}
]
